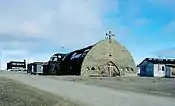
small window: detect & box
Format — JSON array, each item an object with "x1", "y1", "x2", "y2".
[
  {"x1": 162, "y1": 66, "x2": 165, "y2": 71},
  {"x1": 58, "y1": 55, "x2": 61, "y2": 58},
  {"x1": 91, "y1": 67, "x2": 95, "y2": 70},
  {"x1": 12, "y1": 63, "x2": 17, "y2": 65},
  {"x1": 53, "y1": 57, "x2": 58, "y2": 61},
  {"x1": 87, "y1": 67, "x2": 90, "y2": 70}
]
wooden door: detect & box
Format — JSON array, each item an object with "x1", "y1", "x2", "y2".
[{"x1": 101, "y1": 61, "x2": 120, "y2": 77}]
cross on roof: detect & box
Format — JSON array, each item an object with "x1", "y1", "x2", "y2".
[{"x1": 106, "y1": 31, "x2": 115, "y2": 43}]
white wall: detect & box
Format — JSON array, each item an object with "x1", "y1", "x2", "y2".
[
  {"x1": 154, "y1": 64, "x2": 165, "y2": 77},
  {"x1": 137, "y1": 67, "x2": 140, "y2": 75}
]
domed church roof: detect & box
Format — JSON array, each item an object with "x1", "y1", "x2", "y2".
[
  {"x1": 58, "y1": 31, "x2": 137, "y2": 77},
  {"x1": 81, "y1": 37, "x2": 137, "y2": 77}
]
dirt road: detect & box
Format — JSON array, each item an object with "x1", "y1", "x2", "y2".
[
  {"x1": 0, "y1": 71, "x2": 175, "y2": 106},
  {"x1": 50, "y1": 76, "x2": 175, "y2": 98}
]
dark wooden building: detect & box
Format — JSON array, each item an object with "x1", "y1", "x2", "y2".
[
  {"x1": 43, "y1": 53, "x2": 66, "y2": 75},
  {"x1": 60, "y1": 45, "x2": 93, "y2": 75},
  {"x1": 7, "y1": 60, "x2": 26, "y2": 71},
  {"x1": 43, "y1": 31, "x2": 137, "y2": 77}
]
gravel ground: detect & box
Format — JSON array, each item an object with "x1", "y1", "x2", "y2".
[
  {"x1": 0, "y1": 77, "x2": 59, "y2": 106},
  {"x1": 48, "y1": 76, "x2": 175, "y2": 98},
  {"x1": 0, "y1": 74, "x2": 82, "y2": 106},
  {"x1": 0, "y1": 71, "x2": 175, "y2": 106}
]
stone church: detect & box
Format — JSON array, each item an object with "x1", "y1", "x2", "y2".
[{"x1": 44, "y1": 31, "x2": 137, "y2": 77}]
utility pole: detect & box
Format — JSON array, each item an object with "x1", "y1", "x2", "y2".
[{"x1": 158, "y1": 55, "x2": 161, "y2": 70}]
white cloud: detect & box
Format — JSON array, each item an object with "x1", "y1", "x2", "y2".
[
  {"x1": 36, "y1": 0, "x2": 119, "y2": 49},
  {"x1": 21, "y1": 20, "x2": 43, "y2": 36},
  {"x1": 0, "y1": 0, "x2": 118, "y2": 47},
  {"x1": 0, "y1": 0, "x2": 119, "y2": 69},
  {"x1": 2, "y1": 50, "x2": 28, "y2": 56},
  {"x1": 0, "y1": 49, "x2": 28, "y2": 70},
  {"x1": 26, "y1": 54, "x2": 50, "y2": 64}
]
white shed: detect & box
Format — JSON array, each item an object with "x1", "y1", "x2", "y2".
[
  {"x1": 27, "y1": 62, "x2": 44, "y2": 75},
  {"x1": 139, "y1": 58, "x2": 175, "y2": 77}
]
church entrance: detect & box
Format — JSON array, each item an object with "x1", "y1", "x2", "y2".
[{"x1": 101, "y1": 61, "x2": 120, "y2": 77}]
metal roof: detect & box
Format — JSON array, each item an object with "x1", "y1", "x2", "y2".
[
  {"x1": 140, "y1": 58, "x2": 175, "y2": 65},
  {"x1": 8, "y1": 61, "x2": 25, "y2": 63}
]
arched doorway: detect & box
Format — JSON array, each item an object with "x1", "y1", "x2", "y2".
[{"x1": 101, "y1": 61, "x2": 120, "y2": 77}]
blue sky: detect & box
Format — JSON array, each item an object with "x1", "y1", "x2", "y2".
[{"x1": 0, "y1": 0, "x2": 175, "y2": 69}]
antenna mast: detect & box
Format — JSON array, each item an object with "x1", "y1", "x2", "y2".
[{"x1": 158, "y1": 55, "x2": 161, "y2": 70}]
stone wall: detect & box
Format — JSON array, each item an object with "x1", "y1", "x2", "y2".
[{"x1": 81, "y1": 39, "x2": 137, "y2": 77}]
